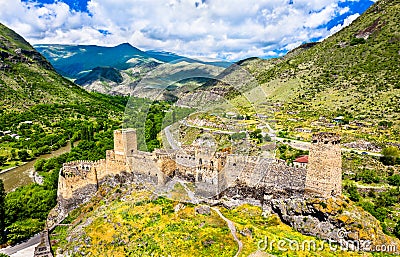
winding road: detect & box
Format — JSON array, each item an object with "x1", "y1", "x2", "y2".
[
  {"x1": 164, "y1": 125, "x2": 180, "y2": 150},
  {"x1": 0, "y1": 234, "x2": 40, "y2": 257},
  {"x1": 211, "y1": 207, "x2": 243, "y2": 257}
]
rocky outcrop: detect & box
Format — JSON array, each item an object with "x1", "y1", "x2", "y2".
[
  {"x1": 195, "y1": 205, "x2": 211, "y2": 215},
  {"x1": 343, "y1": 140, "x2": 382, "y2": 152},
  {"x1": 269, "y1": 197, "x2": 400, "y2": 253}
]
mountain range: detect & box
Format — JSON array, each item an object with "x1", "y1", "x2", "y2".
[{"x1": 35, "y1": 43, "x2": 230, "y2": 96}]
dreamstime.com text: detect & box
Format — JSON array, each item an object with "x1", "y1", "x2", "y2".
[{"x1": 257, "y1": 229, "x2": 397, "y2": 253}]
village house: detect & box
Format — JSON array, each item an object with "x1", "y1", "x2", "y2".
[{"x1": 293, "y1": 155, "x2": 308, "y2": 168}]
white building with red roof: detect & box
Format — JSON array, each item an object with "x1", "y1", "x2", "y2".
[{"x1": 293, "y1": 155, "x2": 308, "y2": 168}]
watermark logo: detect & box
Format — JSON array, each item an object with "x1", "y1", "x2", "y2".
[
  {"x1": 257, "y1": 228, "x2": 397, "y2": 253},
  {"x1": 336, "y1": 228, "x2": 348, "y2": 239}
]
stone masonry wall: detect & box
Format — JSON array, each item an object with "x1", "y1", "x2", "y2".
[
  {"x1": 305, "y1": 133, "x2": 342, "y2": 198},
  {"x1": 57, "y1": 130, "x2": 343, "y2": 216}
]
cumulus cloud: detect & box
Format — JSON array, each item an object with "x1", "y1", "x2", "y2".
[
  {"x1": 0, "y1": 0, "x2": 369, "y2": 60},
  {"x1": 329, "y1": 13, "x2": 360, "y2": 35}
]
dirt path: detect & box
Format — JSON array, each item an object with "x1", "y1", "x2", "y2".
[{"x1": 211, "y1": 207, "x2": 243, "y2": 257}]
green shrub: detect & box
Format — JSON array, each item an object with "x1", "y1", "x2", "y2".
[
  {"x1": 34, "y1": 158, "x2": 46, "y2": 172},
  {"x1": 6, "y1": 218, "x2": 44, "y2": 243},
  {"x1": 357, "y1": 169, "x2": 380, "y2": 184},
  {"x1": 346, "y1": 184, "x2": 360, "y2": 202},
  {"x1": 380, "y1": 146, "x2": 400, "y2": 166},
  {"x1": 394, "y1": 222, "x2": 400, "y2": 239},
  {"x1": 350, "y1": 37, "x2": 366, "y2": 46},
  {"x1": 388, "y1": 174, "x2": 400, "y2": 186}
]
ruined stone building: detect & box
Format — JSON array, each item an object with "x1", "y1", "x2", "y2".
[{"x1": 57, "y1": 129, "x2": 342, "y2": 212}]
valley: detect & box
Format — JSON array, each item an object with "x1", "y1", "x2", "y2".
[{"x1": 0, "y1": 0, "x2": 399, "y2": 256}]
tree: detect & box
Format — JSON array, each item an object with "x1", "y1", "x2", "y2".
[
  {"x1": 395, "y1": 222, "x2": 400, "y2": 239},
  {"x1": 0, "y1": 180, "x2": 6, "y2": 244},
  {"x1": 34, "y1": 159, "x2": 46, "y2": 172},
  {"x1": 10, "y1": 149, "x2": 16, "y2": 161},
  {"x1": 250, "y1": 129, "x2": 263, "y2": 144},
  {"x1": 357, "y1": 169, "x2": 380, "y2": 184},
  {"x1": 380, "y1": 146, "x2": 400, "y2": 166},
  {"x1": 388, "y1": 174, "x2": 400, "y2": 187},
  {"x1": 263, "y1": 134, "x2": 272, "y2": 142},
  {"x1": 347, "y1": 184, "x2": 360, "y2": 202},
  {"x1": 18, "y1": 150, "x2": 30, "y2": 162},
  {"x1": 0, "y1": 156, "x2": 7, "y2": 167}
]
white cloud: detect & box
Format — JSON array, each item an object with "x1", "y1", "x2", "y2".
[
  {"x1": 328, "y1": 13, "x2": 360, "y2": 35},
  {"x1": 0, "y1": 0, "x2": 367, "y2": 60}
]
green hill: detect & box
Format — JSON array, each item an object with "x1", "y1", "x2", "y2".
[
  {"x1": 238, "y1": 0, "x2": 400, "y2": 143},
  {"x1": 75, "y1": 66, "x2": 123, "y2": 86},
  {"x1": 0, "y1": 23, "x2": 127, "y2": 171},
  {"x1": 0, "y1": 23, "x2": 129, "y2": 244},
  {"x1": 0, "y1": 23, "x2": 124, "y2": 112}
]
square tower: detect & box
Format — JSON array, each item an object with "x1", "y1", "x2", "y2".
[
  {"x1": 305, "y1": 132, "x2": 342, "y2": 198},
  {"x1": 114, "y1": 129, "x2": 137, "y2": 158}
]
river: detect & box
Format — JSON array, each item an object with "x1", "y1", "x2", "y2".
[{"x1": 0, "y1": 142, "x2": 72, "y2": 192}]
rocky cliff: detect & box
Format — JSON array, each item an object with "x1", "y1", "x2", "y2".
[{"x1": 269, "y1": 196, "x2": 400, "y2": 253}]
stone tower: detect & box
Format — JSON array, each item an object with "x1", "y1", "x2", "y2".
[
  {"x1": 305, "y1": 132, "x2": 342, "y2": 198},
  {"x1": 113, "y1": 129, "x2": 137, "y2": 160}
]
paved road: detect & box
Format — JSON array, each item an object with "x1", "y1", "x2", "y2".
[
  {"x1": 164, "y1": 125, "x2": 180, "y2": 150},
  {"x1": 211, "y1": 207, "x2": 243, "y2": 257},
  {"x1": 180, "y1": 120, "x2": 235, "y2": 135},
  {"x1": 180, "y1": 119, "x2": 383, "y2": 157},
  {"x1": 0, "y1": 234, "x2": 40, "y2": 256},
  {"x1": 275, "y1": 137, "x2": 383, "y2": 157}
]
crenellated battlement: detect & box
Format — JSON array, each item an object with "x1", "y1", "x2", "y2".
[{"x1": 57, "y1": 130, "x2": 342, "y2": 213}]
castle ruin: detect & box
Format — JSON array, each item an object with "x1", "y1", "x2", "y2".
[{"x1": 57, "y1": 129, "x2": 342, "y2": 212}]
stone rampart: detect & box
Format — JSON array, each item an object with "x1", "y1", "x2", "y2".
[{"x1": 56, "y1": 130, "x2": 342, "y2": 217}]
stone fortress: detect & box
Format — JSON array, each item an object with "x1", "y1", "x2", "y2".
[{"x1": 57, "y1": 128, "x2": 342, "y2": 212}]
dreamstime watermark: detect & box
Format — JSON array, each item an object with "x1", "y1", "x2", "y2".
[{"x1": 257, "y1": 228, "x2": 397, "y2": 253}]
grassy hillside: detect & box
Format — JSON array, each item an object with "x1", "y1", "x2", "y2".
[
  {"x1": 51, "y1": 184, "x2": 396, "y2": 257},
  {"x1": 0, "y1": 24, "x2": 105, "y2": 111},
  {"x1": 235, "y1": 0, "x2": 400, "y2": 143},
  {"x1": 0, "y1": 23, "x2": 128, "y2": 171}
]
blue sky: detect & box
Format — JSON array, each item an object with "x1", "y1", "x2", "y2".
[{"x1": 0, "y1": 0, "x2": 375, "y2": 61}]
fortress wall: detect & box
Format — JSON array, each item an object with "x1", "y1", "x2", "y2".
[
  {"x1": 218, "y1": 155, "x2": 257, "y2": 193},
  {"x1": 175, "y1": 163, "x2": 196, "y2": 182},
  {"x1": 56, "y1": 130, "x2": 342, "y2": 216},
  {"x1": 195, "y1": 181, "x2": 219, "y2": 198},
  {"x1": 58, "y1": 161, "x2": 98, "y2": 200},
  {"x1": 219, "y1": 156, "x2": 306, "y2": 199},
  {"x1": 128, "y1": 151, "x2": 165, "y2": 184},
  {"x1": 195, "y1": 166, "x2": 218, "y2": 184},
  {"x1": 158, "y1": 157, "x2": 176, "y2": 178},
  {"x1": 260, "y1": 162, "x2": 306, "y2": 195},
  {"x1": 95, "y1": 158, "x2": 129, "y2": 182},
  {"x1": 58, "y1": 183, "x2": 98, "y2": 213},
  {"x1": 92, "y1": 159, "x2": 107, "y2": 181},
  {"x1": 219, "y1": 155, "x2": 259, "y2": 189},
  {"x1": 175, "y1": 153, "x2": 197, "y2": 168}
]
